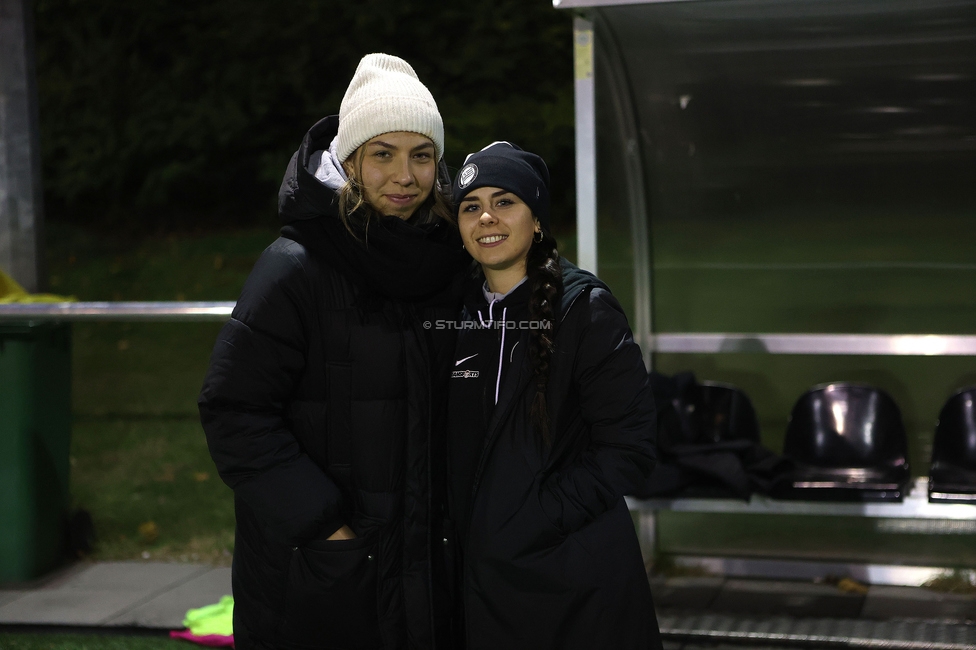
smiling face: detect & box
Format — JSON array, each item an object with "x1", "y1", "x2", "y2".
[
  {"x1": 458, "y1": 186, "x2": 541, "y2": 293},
  {"x1": 344, "y1": 131, "x2": 437, "y2": 220}
]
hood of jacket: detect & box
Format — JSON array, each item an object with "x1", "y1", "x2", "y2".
[
  {"x1": 278, "y1": 115, "x2": 453, "y2": 225},
  {"x1": 462, "y1": 258, "x2": 608, "y2": 326},
  {"x1": 278, "y1": 115, "x2": 345, "y2": 224},
  {"x1": 454, "y1": 260, "x2": 609, "y2": 417},
  {"x1": 277, "y1": 115, "x2": 468, "y2": 303}
]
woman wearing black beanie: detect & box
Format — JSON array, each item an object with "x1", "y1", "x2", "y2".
[{"x1": 447, "y1": 141, "x2": 663, "y2": 649}]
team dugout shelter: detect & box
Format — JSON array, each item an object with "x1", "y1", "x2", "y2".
[{"x1": 555, "y1": 0, "x2": 976, "y2": 584}]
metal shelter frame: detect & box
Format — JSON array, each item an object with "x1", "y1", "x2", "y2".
[{"x1": 554, "y1": 0, "x2": 976, "y2": 586}]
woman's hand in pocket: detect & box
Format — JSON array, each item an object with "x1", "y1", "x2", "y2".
[{"x1": 327, "y1": 524, "x2": 357, "y2": 540}]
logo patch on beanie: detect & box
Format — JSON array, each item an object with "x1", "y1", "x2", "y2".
[{"x1": 458, "y1": 164, "x2": 478, "y2": 188}]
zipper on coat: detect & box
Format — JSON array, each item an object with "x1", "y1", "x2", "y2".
[
  {"x1": 407, "y1": 303, "x2": 439, "y2": 649},
  {"x1": 465, "y1": 286, "x2": 592, "y2": 518},
  {"x1": 494, "y1": 307, "x2": 507, "y2": 405},
  {"x1": 477, "y1": 299, "x2": 512, "y2": 406},
  {"x1": 459, "y1": 282, "x2": 596, "y2": 646}
]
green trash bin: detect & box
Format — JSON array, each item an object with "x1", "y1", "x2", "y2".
[{"x1": 0, "y1": 322, "x2": 72, "y2": 582}]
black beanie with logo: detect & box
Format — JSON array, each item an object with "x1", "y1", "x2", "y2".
[{"x1": 452, "y1": 141, "x2": 551, "y2": 232}]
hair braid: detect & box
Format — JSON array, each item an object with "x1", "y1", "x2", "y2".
[{"x1": 527, "y1": 232, "x2": 562, "y2": 445}]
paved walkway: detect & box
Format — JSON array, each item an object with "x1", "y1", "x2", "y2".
[
  {"x1": 1, "y1": 561, "x2": 974, "y2": 647},
  {"x1": 0, "y1": 562, "x2": 231, "y2": 629},
  {"x1": 652, "y1": 576, "x2": 976, "y2": 649},
  {"x1": 650, "y1": 575, "x2": 976, "y2": 620}
]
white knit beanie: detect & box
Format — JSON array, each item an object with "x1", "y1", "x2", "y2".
[{"x1": 337, "y1": 53, "x2": 444, "y2": 163}]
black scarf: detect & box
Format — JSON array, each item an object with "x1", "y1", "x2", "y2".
[{"x1": 282, "y1": 210, "x2": 469, "y2": 305}]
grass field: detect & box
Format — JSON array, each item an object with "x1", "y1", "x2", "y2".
[
  {"x1": 40, "y1": 221, "x2": 576, "y2": 566},
  {"x1": 650, "y1": 210, "x2": 976, "y2": 335},
  {"x1": 47, "y1": 223, "x2": 282, "y2": 565},
  {"x1": 26, "y1": 209, "x2": 976, "y2": 572},
  {"x1": 591, "y1": 209, "x2": 976, "y2": 468},
  {"x1": 614, "y1": 208, "x2": 976, "y2": 566}
]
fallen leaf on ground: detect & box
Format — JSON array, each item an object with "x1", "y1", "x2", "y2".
[
  {"x1": 837, "y1": 577, "x2": 869, "y2": 595},
  {"x1": 138, "y1": 521, "x2": 160, "y2": 544}
]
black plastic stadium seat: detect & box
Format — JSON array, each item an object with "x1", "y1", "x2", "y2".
[
  {"x1": 928, "y1": 387, "x2": 976, "y2": 504},
  {"x1": 671, "y1": 381, "x2": 761, "y2": 446},
  {"x1": 639, "y1": 375, "x2": 784, "y2": 499},
  {"x1": 772, "y1": 383, "x2": 910, "y2": 502}
]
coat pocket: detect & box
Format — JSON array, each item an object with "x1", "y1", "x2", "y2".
[{"x1": 278, "y1": 534, "x2": 382, "y2": 649}]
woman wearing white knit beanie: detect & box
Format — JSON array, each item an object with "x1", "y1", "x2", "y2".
[
  {"x1": 337, "y1": 53, "x2": 445, "y2": 163},
  {"x1": 200, "y1": 52, "x2": 466, "y2": 649},
  {"x1": 331, "y1": 53, "x2": 452, "y2": 226}
]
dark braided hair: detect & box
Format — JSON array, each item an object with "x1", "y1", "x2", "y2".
[{"x1": 527, "y1": 230, "x2": 563, "y2": 445}]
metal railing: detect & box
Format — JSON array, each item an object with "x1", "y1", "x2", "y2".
[
  {"x1": 5, "y1": 300, "x2": 975, "y2": 591},
  {"x1": 0, "y1": 302, "x2": 235, "y2": 322},
  {"x1": 650, "y1": 332, "x2": 976, "y2": 356},
  {"x1": 4, "y1": 303, "x2": 976, "y2": 357},
  {"x1": 627, "y1": 477, "x2": 976, "y2": 520}
]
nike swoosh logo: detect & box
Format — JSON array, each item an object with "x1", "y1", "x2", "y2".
[{"x1": 455, "y1": 353, "x2": 478, "y2": 366}]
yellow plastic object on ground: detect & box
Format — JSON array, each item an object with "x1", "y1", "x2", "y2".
[
  {"x1": 183, "y1": 595, "x2": 234, "y2": 637},
  {"x1": 0, "y1": 267, "x2": 75, "y2": 303}
]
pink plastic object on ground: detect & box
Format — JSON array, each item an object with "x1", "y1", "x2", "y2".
[{"x1": 169, "y1": 629, "x2": 235, "y2": 647}]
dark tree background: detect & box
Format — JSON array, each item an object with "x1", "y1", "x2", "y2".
[{"x1": 33, "y1": 0, "x2": 575, "y2": 232}]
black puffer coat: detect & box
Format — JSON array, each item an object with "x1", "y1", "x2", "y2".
[
  {"x1": 199, "y1": 116, "x2": 466, "y2": 650},
  {"x1": 447, "y1": 263, "x2": 662, "y2": 650}
]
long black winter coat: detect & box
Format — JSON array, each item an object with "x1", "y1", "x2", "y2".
[
  {"x1": 447, "y1": 263, "x2": 662, "y2": 650},
  {"x1": 199, "y1": 116, "x2": 465, "y2": 650}
]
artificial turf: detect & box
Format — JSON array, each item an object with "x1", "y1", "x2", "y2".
[{"x1": 0, "y1": 632, "x2": 185, "y2": 650}]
